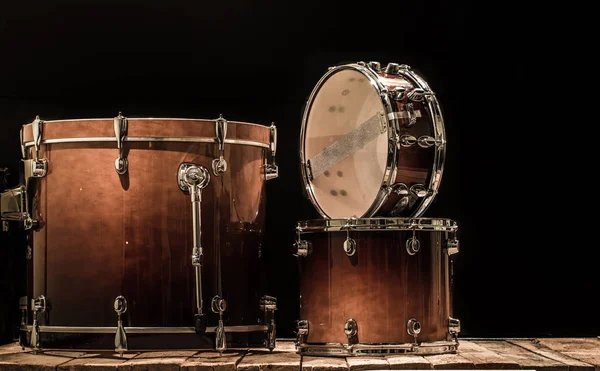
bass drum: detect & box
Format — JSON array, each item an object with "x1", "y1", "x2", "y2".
[
  {"x1": 16, "y1": 113, "x2": 279, "y2": 352},
  {"x1": 300, "y1": 61, "x2": 446, "y2": 219},
  {"x1": 293, "y1": 218, "x2": 461, "y2": 356}
]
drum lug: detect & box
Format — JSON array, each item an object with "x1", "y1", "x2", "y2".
[
  {"x1": 385, "y1": 62, "x2": 400, "y2": 75},
  {"x1": 446, "y1": 238, "x2": 460, "y2": 255},
  {"x1": 367, "y1": 61, "x2": 381, "y2": 72},
  {"x1": 211, "y1": 296, "x2": 227, "y2": 352},
  {"x1": 448, "y1": 317, "x2": 461, "y2": 335},
  {"x1": 406, "y1": 234, "x2": 420, "y2": 255},
  {"x1": 410, "y1": 184, "x2": 429, "y2": 198},
  {"x1": 260, "y1": 295, "x2": 277, "y2": 351},
  {"x1": 390, "y1": 86, "x2": 406, "y2": 100},
  {"x1": 264, "y1": 122, "x2": 279, "y2": 180},
  {"x1": 343, "y1": 237, "x2": 357, "y2": 257},
  {"x1": 113, "y1": 295, "x2": 128, "y2": 356},
  {"x1": 212, "y1": 114, "x2": 228, "y2": 176},
  {"x1": 293, "y1": 239, "x2": 312, "y2": 257},
  {"x1": 30, "y1": 295, "x2": 47, "y2": 353},
  {"x1": 407, "y1": 318, "x2": 421, "y2": 345},
  {"x1": 400, "y1": 135, "x2": 417, "y2": 147},
  {"x1": 407, "y1": 88, "x2": 426, "y2": 102},
  {"x1": 344, "y1": 318, "x2": 359, "y2": 345},
  {"x1": 295, "y1": 320, "x2": 309, "y2": 346},
  {"x1": 113, "y1": 112, "x2": 128, "y2": 175},
  {"x1": 418, "y1": 135, "x2": 442, "y2": 148}
]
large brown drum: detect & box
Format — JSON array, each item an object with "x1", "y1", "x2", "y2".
[
  {"x1": 13, "y1": 113, "x2": 279, "y2": 352},
  {"x1": 293, "y1": 217, "x2": 461, "y2": 356}
]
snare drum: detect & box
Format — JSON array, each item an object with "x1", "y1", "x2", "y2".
[
  {"x1": 300, "y1": 62, "x2": 445, "y2": 219},
  {"x1": 4, "y1": 113, "x2": 279, "y2": 352},
  {"x1": 293, "y1": 217, "x2": 461, "y2": 356}
]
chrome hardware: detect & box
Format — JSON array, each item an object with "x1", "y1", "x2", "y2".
[
  {"x1": 18, "y1": 297, "x2": 28, "y2": 348},
  {"x1": 393, "y1": 183, "x2": 409, "y2": 196},
  {"x1": 211, "y1": 295, "x2": 227, "y2": 352},
  {"x1": 391, "y1": 87, "x2": 406, "y2": 100},
  {"x1": 400, "y1": 135, "x2": 417, "y2": 147},
  {"x1": 296, "y1": 320, "x2": 309, "y2": 346},
  {"x1": 405, "y1": 103, "x2": 417, "y2": 127},
  {"x1": 378, "y1": 111, "x2": 387, "y2": 133},
  {"x1": 1, "y1": 185, "x2": 33, "y2": 230},
  {"x1": 177, "y1": 162, "x2": 211, "y2": 333},
  {"x1": 343, "y1": 236, "x2": 357, "y2": 257},
  {"x1": 30, "y1": 295, "x2": 46, "y2": 352},
  {"x1": 293, "y1": 239, "x2": 312, "y2": 257},
  {"x1": 260, "y1": 296, "x2": 277, "y2": 351},
  {"x1": 264, "y1": 122, "x2": 279, "y2": 180},
  {"x1": 212, "y1": 114, "x2": 228, "y2": 176},
  {"x1": 31, "y1": 116, "x2": 43, "y2": 160},
  {"x1": 399, "y1": 64, "x2": 411, "y2": 70},
  {"x1": 367, "y1": 61, "x2": 381, "y2": 72},
  {"x1": 385, "y1": 63, "x2": 400, "y2": 75},
  {"x1": 448, "y1": 317, "x2": 461, "y2": 334},
  {"x1": 24, "y1": 158, "x2": 48, "y2": 181},
  {"x1": 215, "y1": 319, "x2": 226, "y2": 352},
  {"x1": 305, "y1": 160, "x2": 314, "y2": 181},
  {"x1": 410, "y1": 184, "x2": 428, "y2": 198},
  {"x1": 407, "y1": 88, "x2": 426, "y2": 102},
  {"x1": 113, "y1": 112, "x2": 128, "y2": 175},
  {"x1": 20, "y1": 128, "x2": 26, "y2": 158},
  {"x1": 344, "y1": 318, "x2": 358, "y2": 344},
  {"x1": 418, "y1": 136, "x2": 439, "y2": 148},
  {"x1": 113, "y1": 295, "x2": 128, "y2": 356},
  {"x1": 406, "y1": 235, "x2": 420, "y2": 255},
  {"x1": 446, "y1": 237, "x2": 459, "y2": 255},
  {"x1": 211, "y1": 296, "x2": 226, "y2": 314},
  {"x1": 407, "y1": 318, "x2": 421, "y2": 344}
]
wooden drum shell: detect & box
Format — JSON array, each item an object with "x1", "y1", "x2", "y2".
[
  {"x1": 20, "y1": 118, "x2": 271, "y2": 347},
  {"x1": 297, "y1": 221, "x2": 457, "y2": 353}
]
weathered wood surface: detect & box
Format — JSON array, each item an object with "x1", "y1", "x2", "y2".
[{"x1": 0, "y1": 338, "x2": 599, "y2": 370}]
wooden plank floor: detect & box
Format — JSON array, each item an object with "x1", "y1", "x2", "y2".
[{"x1": 0, "y1": 338, "x2": 598, "y2": 370}]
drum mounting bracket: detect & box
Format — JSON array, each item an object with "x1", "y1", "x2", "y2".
[
  {"x1": 263, "y1": 123, "x2": 279, "y2": 180},
  {"x1": 212, "y1": 114, "x2": 228, "y2": 176}
]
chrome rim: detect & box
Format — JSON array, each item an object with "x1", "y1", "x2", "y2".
[
  {"x1": 23, "y1": 136, "x2": 269, "y2": 149},
  {"x1": 296, "y1": 217, "x2": 458, "y2": 233},
  {"x1": 299, "y1": 63, "x2": 397, "y2": 219},
  {"x1": 297, "y1": 339, "x2": 459, "y2": 357},
  {"x1": 22, "y1": 325, "x2": 269, "y2": 334}
]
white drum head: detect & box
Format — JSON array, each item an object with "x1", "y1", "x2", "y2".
[{"x1": 303, "y1": 68, "x2": 388, "y2": 219}]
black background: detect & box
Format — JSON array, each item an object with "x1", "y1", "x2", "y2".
[{"x1": 0, "y1": 0, "x2": 596, "y2": 345}]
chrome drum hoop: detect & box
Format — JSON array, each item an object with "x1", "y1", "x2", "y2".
[
  {"x1": 296, "y1": 217, "x2": 458, "y2": 234},
  {"x1": 299, "y1": 63, "x2": 398, "y2": 219},
  {"x1": 297, "y1": 340, "x2": 459, "y2": 357},
  {"x1": 22, "y1": 325, "x2": 269, "y2": 334},
  {"x1": 394, "y1": 67, "x2": 446, "y2": 218}
]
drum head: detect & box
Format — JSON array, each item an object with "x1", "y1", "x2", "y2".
[{"x1": 301, "y1": 66, "x2": 391, "y2": 219}]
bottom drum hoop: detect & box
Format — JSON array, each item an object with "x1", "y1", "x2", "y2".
[
  {"x1": 297, "y1": 339, "x2": 459, "y2": 357},
  {"x1": 19, "y1": 325, "x2": 271, "y2": 351},
  {"x1": 297, "y1": 217, "x2": 458, "y2": 234}
]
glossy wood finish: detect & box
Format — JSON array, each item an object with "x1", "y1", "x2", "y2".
[
  {"x1": 298, "y1": 228, "x2": 454, "y2": 345},
  {"x1": 23, "y1": 118, "x2": 270, "y2": 335}
]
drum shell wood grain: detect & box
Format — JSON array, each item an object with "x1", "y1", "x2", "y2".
[
  {"x1": 21, "y1": 118, "x2": 270, "y2": 330},
  {"x1": 298, "y1": 229, "x2": 454, "y2": 345}
]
